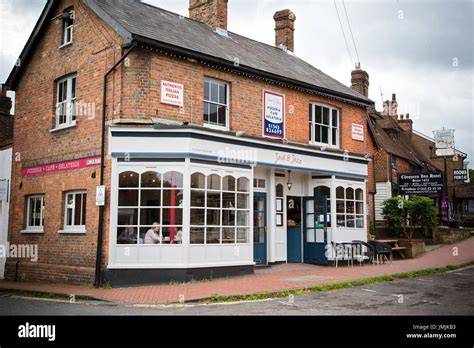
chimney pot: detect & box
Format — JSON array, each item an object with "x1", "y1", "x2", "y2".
[
  {"x1": 274, "y1": 9, "x2": 296, "y2": 52},
  {"x1": 189, "y1": 0, "x2": 229, "y2": 30},
  {"x1": 392, "y1": 93, "x2": 396, "y2": 101}
]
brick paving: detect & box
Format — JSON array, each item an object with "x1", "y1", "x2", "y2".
[{"x1": 0, "y1": 237, "x2": 472, "y2": 305}]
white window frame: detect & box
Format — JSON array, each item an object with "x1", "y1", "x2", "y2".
[
  {"x1": 23, "y1": 195, "x2": 45, "y2": 233},
  {"x1": 53, "y1": 75, "x2": 77, "y2": 131},
  {"x1": 335, "y1": 187, "x2": 364, "y2": 229},
  {"x1": 61, "y1": 191, "x2": 86, "y2": 233},
  {"x1": 203, "y1": 78, "x2": 230, "y2": 131},
  {"x1": 309, "y1": 103, "x2": 340, "y2": 148},
  {"x1": 61, "y1": 10, "x2": 74, "y2": 47}
]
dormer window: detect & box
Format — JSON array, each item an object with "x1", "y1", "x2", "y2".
[
  {"x1": 60, "y1": 8, "x2": 74, "y2": 46},
  {"x1": 392, "y1": 131, "x2": 399, "y2": 143}
]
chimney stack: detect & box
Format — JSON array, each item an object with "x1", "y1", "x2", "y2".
[
  {"x1": 189, "y1": 0, "x2": 229, "y2": 30},
  {"x1": 398, "y1": 112, "x2": 413, "y2": 136},
  {"x1": 274, "y1": 9, "x2": 296, "y2": 52},
  {"x1": 382, "y1": 93, "x2": 398, "y2": 120},
  {"x1": 350, "y1": 63, "x2": 369, "y2": 97}
]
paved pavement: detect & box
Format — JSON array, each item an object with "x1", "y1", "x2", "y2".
[
  {"x1": 0, "y1": 237, "x2": 472, "y2": 304},
  {"x1": 1, "y1": 266, "x2": 473, "y2": 315}
]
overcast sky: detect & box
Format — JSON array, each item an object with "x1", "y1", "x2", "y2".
[{"x1": 0, "y1": 0, "x2": 472, "y2": 167}]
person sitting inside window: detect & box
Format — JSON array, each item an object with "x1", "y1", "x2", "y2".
[
  {"x1": 174, "y1": 229, "x2": 183, "y2": 244},
  {"x1": 144, "y1": 223, "x2": 161, "y2": 244},
  {"x1": 118, "y1": 226, "x2": 136, "y2": 244}
]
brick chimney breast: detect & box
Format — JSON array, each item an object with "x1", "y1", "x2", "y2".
[
  {"x1": 350, "y1": 67, "x2": 369, "y2": 97},
  {"x1": 274, "y1": 9, "x2": 296, "y2": 52},
  {"x1": 189, "y1": 0, "x2": 229, "y2": 30}
]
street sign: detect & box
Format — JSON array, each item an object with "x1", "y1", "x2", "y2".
[
  {"x1": 96, "y1": 185, "x2": 106, "y2": 206},
  {"x1": 453, "y1": 169, "x2": 468, "y2": 181},
  {"x1": 398, "y1": 173, "x2": 444, "y2": 195}
]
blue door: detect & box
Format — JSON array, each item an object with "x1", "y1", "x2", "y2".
[
  {"x1": 287, "y1": 196, "x2": 302, "y2": 263},
  {"x1": 253, "y1": 193, "x2": 267, "y2": 264},
  {"x1": 303, "y1": 196, "x2": 329, "y2": 265}
]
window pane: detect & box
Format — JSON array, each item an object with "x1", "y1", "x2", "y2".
[
  {"x1": 207, "y1": 174, "x2": 221, "y2": 190},
  {"x1": 206, "y1": 227, "x2": 220, "y2": 244},
  {"x1": 81, "y1": 194, "x2": 86, "y2": 225},
  {"x1": 237, "y1": 194, "x2": 249, "y2": 209},
  {"x1": 119, "y1": 171, "x2": 139, "y2": 188},
  {"x1": 140, "y1": 226, "x2": 161, "y2": 245},
  {"x1": 163, "y1": 172, "x2": 183, "y2": 188},
  {"x1": 204, "y1": 81, "x2": 210, "y2": 101},
  {"x1": 203, "y1": 102, "x2": 210, "y2": 122},
  {"x1": 356, "y1": 189, "x2": 364, "y2": 201},
  {"x1": 71, "y1": 77, "x2": 76, "y2": 99},
  {"x1": 190, "y1": 209, "x2": 205, "y2": 225},
  {"x1": 218, "y1": 84, "x2": 227, "y2": 104},
  {"x1": 276, "y1": 184, "x2": 284, "y2": 197},
  {"x1": 237, "y1": 228, "x2": 248, "y2": 243},
  {"x1": 222, "y1": 227, "x2": 235, "y2": 244},
  {"x1": 346, "y1": 201, "x2": 355, "y2": 214},
  {"x1": 163, "y1": 190, "x2": 183, "y2": 207},
  {"x1": 315, "y1": 125, "x2": 321, "y2": 142},
  {"x1": 119, "y1": 190, "x2": 139, "y2": 206},
  {"x1": 222, "y1": 193, "x2": 235, "y2": 208},
  {"x1": 191, "y1": 190, "x2": 205, "y2": 207},
  {"x1": 222, "y1": 210, "x2": 235, "y2": 226},
  {"x1": 309, "y1": 122, "x2": 312, "y2": 141},
  {"x1": 347, "y1": 215, "x2": 355, "y2": 228},
  {"x1": 191, "y1": 173, "x2": 205, "y2": 189},
  {"x1": 118, "y1": 208, "x2": 138, "y2": 225},
  {"x1": 336, "y1": 200, "x2": 345, "y2": 214},
  {"x1": 336, "y1": 187, "x2": 345, "y2": 199},
  {"x1": 207, "y1": 209, "x2": 220, "y2": 225},
  {"x1": 210, "y1": 82, "x2": 218, "y2": 103},
  {"x1": 332, "y1": 128, "x2": 338, "y2": 146},
  {"x1": 315, "y1": 106, "x2": 322, "y2": 123},
  {"x1": 190, "y1": 227, "x2": 205, "y2": 244},
  {"x1": 209, "y1": 103, "x2": 218, "y2": 124},
  {"x1": 140, "y1": 208, "x2": 160, "y2": 226},
  {"x1": 140, "y1": 190, "x2": 161, "y2": 207},
  {"x1": 237, "y1": 211, "x2": 249, "y2": 226},
  {"x1": 207, "y1": 191, "x2": 221, "y2": 208},
  {"x1": 74, "y1": 193, "x2": 82, "y2": 225},
  {"x1": 237, "y1": 177, "x2": 249, "y2": 192},
  {"x1": 356, "y1": 216, "x2": 364, "y2": 228},
  {"x1": 321, "y1": 126, "x2": 328, "y2": 144},
  {"x1": 223, "y1": 176, "x2": 236, "y2": 191},
  {"x1": 332, "y1": 109, "x2": 338, "y2": 127},
  {"x1": 323, "y1": 107, "x2": 330, "y2": 125},
  {"x1": 141, "y1": 172, "x2": 161, "y2": 188},
  {"x1": 58, "y1": 82, "x2": 64, "y2": 103},
  {"x1": 309, "y1": 104, "x2": 313, "y2": 122},
  {"x1": 162, "y1": 208, "x2": 183, "y2": 225},
  {"x1": 346, "y1": 188, "x2": 354, "y2": 200},
  {"x1": 117, "y1": 227, "x2": 138, "y2": 245},
  {"x1": 356, "y1": 202, "x2": 364, "y2": 214},
  {"x1": 337, "y1": 215, "x2": 346, "y2": 227},
  {"x1": 314, "y1": 186, "x2": 330, "y2": 198}
]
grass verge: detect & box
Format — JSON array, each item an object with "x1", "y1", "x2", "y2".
[{"x1": 202, "y1": 262, "x2": 474, "y2": 304}]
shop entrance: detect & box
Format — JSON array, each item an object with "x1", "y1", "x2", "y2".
[
  {"x1": 303, "y1": 196, "x2": 329, "y2": 265},
  {"x1": 287, "y1": 196, "x2": 302, "y2": 263},
  {"x1": 253, "y1": 192, "x2": 267, "y2": 264}
]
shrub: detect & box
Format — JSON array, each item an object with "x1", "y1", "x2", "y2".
[
  {"x1": 405, "y1": 196, "x2": 437, "y2": 238},
  {"x1": 382, "y1": 197, "x2": 406, "y2": 237}
]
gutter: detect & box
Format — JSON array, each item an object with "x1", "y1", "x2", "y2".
[{"x1": 94, "y1": 41, "x2": 137, "y2": 287}]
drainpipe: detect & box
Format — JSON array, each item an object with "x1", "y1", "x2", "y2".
[{"x1": 94, "y1": 42, "x2": 137, "y2": 287}]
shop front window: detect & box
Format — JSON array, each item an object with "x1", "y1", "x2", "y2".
[
  {"x1": 190, "y1": 172, "x2": 250, "y2": 244},
  {"x1": 314, "y1": 186, "x2": 331, "y2": 227},
  {"x1": 117, "y1": 170, "x2": 183, "y2": 245},
  {"x1": 336, "y1": 186, "x2": 364, "y2": 229}
]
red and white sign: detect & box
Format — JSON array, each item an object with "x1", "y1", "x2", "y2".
[
  {"x1": 160, "y1": 80, "x2": 184, "y2": 107},
  {"x1": 352, "y1": 123, "x2": 364, "y2": 141},
  {"x1": 22, "y1": 156, "x2": 101, "y2": 177}
]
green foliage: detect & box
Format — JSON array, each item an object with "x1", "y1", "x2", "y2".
[
  {"x1": 382, "y1": 197, "x2": 406, "y2": 237},
  {"x1": 470, "y1": 169, "x2": 474, "y2": 183},
  {"x1": 405, "y1": 196, "x2": 437, "y2": 237}
]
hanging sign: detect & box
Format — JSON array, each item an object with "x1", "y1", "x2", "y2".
[
  {"x1": 433, "y1": 128, "x2": 455, "y2": 157},
  {"x1": 263, "y1": 90, "x2": 285, "y2": 139},
  {"x1": 352, "y1": 123, "x2": 364, "y2": 141},
  {"x1": 160, "y1": 80, "x2": 184, "y2": 107}
]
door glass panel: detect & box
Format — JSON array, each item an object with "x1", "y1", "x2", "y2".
[{"x1": 306, "y1": 228, "x2": 315, "y2": 242}]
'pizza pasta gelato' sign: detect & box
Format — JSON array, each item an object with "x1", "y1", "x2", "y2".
[{"x1": 263, "y1": 91, "x2": 285, "y2": 139}]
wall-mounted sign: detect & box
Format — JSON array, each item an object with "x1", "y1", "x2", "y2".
[
  {"x1": 263, "y1": 90, "x2": 285, "y2": 139},
  {"x1": 398, "y1": 173, "x2": 444, "y2": 195},
  {"x1": 0, "y1": 179, "x2": 8, "y2": 202},
  {"x1": 352, "y1": 123, "x2": 364, "y2": 141},
  {"x1": 22, "y1": 156, "x2": 101, "y2": 177},
  {"x1": 433, "y1": 128, "x2": 455, "y2": 157},
  {"x1": 453, "y1": 169, "x2": 468, "y2": 181},
  {"x1": 96, "y1": 185, "x2": 106, "y2": 206},
  {"x1": 160, "y1": 80, "x2": 184, "y2": 107}
]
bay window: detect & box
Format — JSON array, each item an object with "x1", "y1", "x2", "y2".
[
  {"x1": 336, "y1": 187, "x2": 364, "y2": 228},
  {"x1": 309, "y1": 104, "x2": 339, "y2": 147}
]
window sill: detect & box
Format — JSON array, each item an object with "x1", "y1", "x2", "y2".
[
  {"x1": 59, "y1": 41, "x2": 73, "y2": 49},
  {"x1": 203, "y1": 123, "x2": 229, "y2": 132},
  {"x1": 309, "y1": 142, "x2": 340, "y2": 150},
  {"x1": 50, "y1": 123, "x2": 76, "y2": 133},
  {"x1": 21, "y1": 229, "x2": 44, "y2": 234},
  {"x1": 58, "y1": 228, "x2": 86, "y2": 235}
]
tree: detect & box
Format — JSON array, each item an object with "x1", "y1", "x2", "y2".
[{"x1": 382, "y1": 197, "x2": 406, "y2": 238}]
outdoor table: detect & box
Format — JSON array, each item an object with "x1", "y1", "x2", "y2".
[{"x1": 375, "y1": 240, "x2": 407, "y2": 260}]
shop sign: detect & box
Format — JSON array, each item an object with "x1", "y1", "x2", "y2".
[
  {"x1": 398, "y1": 173, "x2": 444, "y2": 195},
  {"x1": 453, "y1": 169, "x2": 468, "y2": 181},
  {"x1": 22, "y1": 156, "x2": 101, "y2": 177},
  {"x1": 160, "y1": 80, "x2": 184, "y2": 107},
  {"x1": 351, "y1": 123, "x2": 364, "y2": 141},
  {"x1": 263, "y1": 90, "x2": 285, "y2": 139}
]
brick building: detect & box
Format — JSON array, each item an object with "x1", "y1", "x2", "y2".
[{"x1": 4, "y1": 0, "x2": 376, "y2": 286}]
